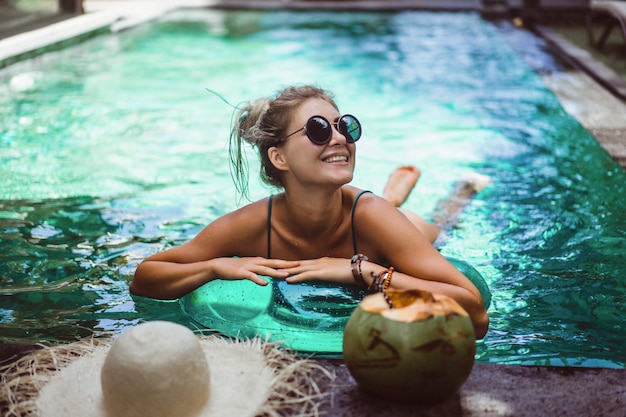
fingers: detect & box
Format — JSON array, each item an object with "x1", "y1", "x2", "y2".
[
  {"x1": 244, "y1": 272, "x2": 269, "y2": 286},
  {"x1": 234, "y1": 258, "x2": 299, "y2": 285},
  {"x1": 282, "y1": 258, "x2": 352, "y2": 284},
  {"x1": 250, "y1": 258, "x2": 298, "y2": 278},
  {"x1": 285, "y1": 272, "x2": 318, "y2": 284},
  {"x1": 222, "y1": 257, "x2": 351, "y2": 285},
  {"x1": 249, "y1": 265, "x2": 289, "y2": 279},
  {"x1": 259, "y1": 258, "x2": 300, "y2": 270}
]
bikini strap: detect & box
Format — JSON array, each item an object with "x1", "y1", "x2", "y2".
[
  {"x1": 267, "y1": 195, "x2": 273, "y2": 258},
  {"x1": 351, "y1": 190, "x2": 372, "y2": 255}
]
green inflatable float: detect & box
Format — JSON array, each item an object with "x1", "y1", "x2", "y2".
[{"x1": 180, "y1": 257, "x2": 491, "y2": 356}]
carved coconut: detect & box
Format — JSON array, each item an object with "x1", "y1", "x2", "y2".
[{"x1": 343, "y1": 289, "x2": 476, "y2": 403}]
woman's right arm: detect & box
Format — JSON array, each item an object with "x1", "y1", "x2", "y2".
[
  {"x1": 130, "y1": 202, "x2": 298, "y2": 300},
  {"x1": 131, "y1": 253, "x2": 297, "y2": 300}
]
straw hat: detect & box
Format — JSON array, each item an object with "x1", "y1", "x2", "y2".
[{"x1": 0, "y1": 321, "x2": 331, "y2": 417}]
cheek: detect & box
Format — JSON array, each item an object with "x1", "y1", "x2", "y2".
[
  {"x1": 283, "y1": 142, "x2": 320, "y2": 169},
  {"x1": 349, "y1": 143, "x2": 357, "y2": 158}
]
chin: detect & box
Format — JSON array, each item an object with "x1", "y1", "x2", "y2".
[
  {"x1": 336, "y1": 173, "x2": 354, "y2": 185},
  {"x1": 320, "y1": 163, "x2": 354, "y2": 185}
]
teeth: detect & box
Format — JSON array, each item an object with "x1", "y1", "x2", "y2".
[{"x1": 324, "y1": 155, "x2": 348, "y2": 163}]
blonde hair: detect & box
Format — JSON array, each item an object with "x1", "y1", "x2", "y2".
[{"x1": 229, "y1": 85, "x2": 338, "y2": 197}]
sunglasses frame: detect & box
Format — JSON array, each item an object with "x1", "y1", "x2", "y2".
[{"x1": 284, "y1": 114, "x2": 361, "y2": 145}]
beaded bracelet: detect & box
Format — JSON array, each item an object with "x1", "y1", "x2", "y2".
[
  {"x1": 351, "y1": 254, "x2": 368, "y2": 287},
  {"x1": 383, "y1": 266, "x2": 394, "y2": 290},
  {"x1": 370, "y1": 267, "x2": 395, "y2": 309}
]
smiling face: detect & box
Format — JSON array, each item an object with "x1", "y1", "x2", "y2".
[{"x1": 268, "y1": 97, "x2": 356, "y2": 190}]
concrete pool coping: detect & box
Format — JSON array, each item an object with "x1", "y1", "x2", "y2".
[
  {"x1": 0, "y1": 2, "x2": 625, "y2": 416},
  {"x1": 1, "y1": 343, "x2": 625, "y2": 416},
  {"x1": 530, "y1": 25, "x2": 626, "y2": 168}
]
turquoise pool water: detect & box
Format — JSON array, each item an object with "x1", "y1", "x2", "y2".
[{"x1": 1, "y1": 10, "x2": 624, "y2": 367}]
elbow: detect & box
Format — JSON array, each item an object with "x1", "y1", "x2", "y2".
[
  {"x1": 473, "y1": 309, "x2": 490, "y2": 340},
  {"x1": 128, "y1": 265, "x2": 185, "y2": 301},
  {"x1": 130, "y1": 262, "x2": 149, "y2": 296},
  {"x1": 129, "y1": 268, "x2": 173, "y2": 300},
  {"x1": 129, "y1": 265, "x2": 150, "y2": 298},
  {"x1": 129, "y1": 278, "x2": 179, "y2": 301},
  {"x1": 128, "y1": 278, "x2": 144, "y2": 297},
  {"x1": 129, "y1": 276, "x2": 152, "y2": 299},
  {"x1": 128, "y1": 278, "x2": 179, "y2": 300}
]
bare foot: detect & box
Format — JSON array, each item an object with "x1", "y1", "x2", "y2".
[
  {"x1": 432, "y1": 171, "x2": 493, "y2": 234},
  {"x1": 458, "y1": 172, "x2": 493, "y2": 196},
  {"x1": 383, "y1": 165, "x2": 421, "y2": 207},
  {"x1": 455, "y1": 172, "x2": 493, "y2": 199}
]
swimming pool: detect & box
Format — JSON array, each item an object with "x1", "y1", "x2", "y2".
[{"x1": 1, "y1": 9, "x2": 624, "y2": 367}]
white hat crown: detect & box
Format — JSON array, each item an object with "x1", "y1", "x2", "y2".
[{"x1": 100, "y1": 321, "x2": 210, "y2": 417}]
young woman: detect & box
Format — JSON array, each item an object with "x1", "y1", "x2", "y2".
[{"x1": 131, "y1": 85, "x2": 489, "y2": 338}]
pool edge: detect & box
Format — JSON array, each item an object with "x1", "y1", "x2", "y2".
[
  {"x1": 0, "y1": 11, "x2": 120, "y2": 69},
  {"x1": 311, "y1": 360, "x2": 625, "y2": 416},
  {"x1": 531, "y1": 24, "x2": 626, "y2": 168},
  {"x1": 2, "y1": 343, "x2": 624, "y2": 416}
]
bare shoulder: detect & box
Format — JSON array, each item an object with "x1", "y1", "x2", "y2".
[
  {"x1": 158, "y1": 197, "x2": 270, "y2": 261},
  {"x1": 198, "y1": 197, "x2": 270, "y2": 240},
  {"x1": 349, "y1": 186, "x2": 432, "y2": 251},
  {"x1": 344, "y1": 185, "x2": 395, "y2": 215},
  {"x1": 141, "y1": 198, "x2": 272, "y2": 264},
  {"x1": 346, "y1": 186, "x2": 417, "y2": 251}
]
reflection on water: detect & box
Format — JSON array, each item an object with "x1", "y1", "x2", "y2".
[
  {"x1": 0, "y1": 196, "x2": 196, "y2": 343},
  {"x1": 0, "y1": 10, "x2": 625, "y2": 367}
]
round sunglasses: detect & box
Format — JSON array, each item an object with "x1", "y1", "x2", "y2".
[{"x1": 284, "y1": 114, "x2": 362, "y2": 145}]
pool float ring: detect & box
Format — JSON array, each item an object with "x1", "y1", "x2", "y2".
[{"x1": 180, "y1": 257, "x2": 490, "y2": 356}]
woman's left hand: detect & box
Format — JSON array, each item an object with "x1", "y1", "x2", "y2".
[{"x1": 280, "y1": 257, "x2": 354, "y2": 285}]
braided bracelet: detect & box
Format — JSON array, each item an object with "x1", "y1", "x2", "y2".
[
  {"x1": 369, "y1": 270, "x2": 386, "y2": 290},
  {"x1": 351, "y1": 254, "x2": 368, "y2": 287}
]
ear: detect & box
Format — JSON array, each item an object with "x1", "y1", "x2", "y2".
[{"x1": 268, "y1": 146, "x2": 289, "y2": 172}]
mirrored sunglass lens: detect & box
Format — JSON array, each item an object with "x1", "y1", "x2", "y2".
[
  {"x1": 307, "y1": 117, "x2": 331, "y2": 144},
  {"x1": 339, "y1": 115, "x2": 361, "y2": 142}
]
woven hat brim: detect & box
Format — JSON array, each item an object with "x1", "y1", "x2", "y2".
[{"x1": 1, "y1": 335, "x2": 333, "y2": 417}]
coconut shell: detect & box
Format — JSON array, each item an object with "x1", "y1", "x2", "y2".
[{"x1": 343, "y1": 289, "x2": 476, "y2": 403}]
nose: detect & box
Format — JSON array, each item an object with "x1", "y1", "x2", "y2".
[{"x1": 328, "y1": 123, "x2": 347, "y2": 145}]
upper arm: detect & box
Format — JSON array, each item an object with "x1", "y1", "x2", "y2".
[
  {"x1": 356, "y1": 196, "x2": 489, "y2": 337},
  {"x1": 355, "y1": 195, "x2": 481, "y2": 298}
]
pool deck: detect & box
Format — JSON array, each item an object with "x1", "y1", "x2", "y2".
[
  {"x1": 0, "y1": 1, "x2": 625, "y2": 416},
  {"x1": 312, "y1": 360, "x2": 626, "y2": 416},
  {"x1": 1, "y1": 342, "x2": 624, "y2": 416}
]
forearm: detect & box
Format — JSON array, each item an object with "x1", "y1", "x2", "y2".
[
  {"x1": 360, "y1": 261, "x2": 489, "y2": 339},
  {"x1": 130, "y1": 259, "x2": 216, "y2": 300}
]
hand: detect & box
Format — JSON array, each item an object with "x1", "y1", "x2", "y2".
[
  {"x1": 280, "y1": 257, "x2": 353, "y2": 285},
  {"x1": 211, "y1": 257, "x2": 300, "y2": 286}
]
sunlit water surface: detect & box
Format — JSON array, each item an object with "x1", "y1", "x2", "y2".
[{"x1": 1, "y1": 10, "x2": 624, "y2": 367}]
